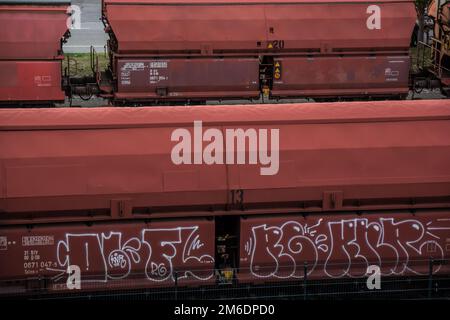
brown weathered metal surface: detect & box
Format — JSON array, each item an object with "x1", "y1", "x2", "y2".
[
  {"x1": 116, "y1": 58, "x2": 260, "y2": 100},
  {"x1": 0, "y1": 218, "x2": 215, "y2": 290},
  {"x1": 239, "y1": 212, "x2": 450, "y2": 282},
  {"x1": 271, "y1": 56, "x2": 411, "y2": 97}
]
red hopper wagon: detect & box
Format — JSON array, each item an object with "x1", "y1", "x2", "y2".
[
  {"x1": 0, "y1": 0, "x2": 70, "y2": 106},
  {"x1": 0, "y1": 0, "x2": 433, "y2": 106},
  {"x1": 0, "y1": 100, "x2": 449, "y2": 296},
  {"x1": 101, "y1": 0, "x2": 417, "y2": 104}
]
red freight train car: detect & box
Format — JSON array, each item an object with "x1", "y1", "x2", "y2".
[
  {"x1": 101, "y1": 0, "x2": 417, "y2": 104},
  {"x1": 0, "y1": 100, "x2": 450, "y2": 295},
  {"x1": 0, "y1": 0, "x2": 70, "y2": 106}
]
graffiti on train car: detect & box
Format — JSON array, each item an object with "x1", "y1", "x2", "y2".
[
  {"x1": 44, "y1": 226, "x2": 215, "y2": 284},
  {"x1": 241, "y1": 216, "x2": 450, "y2": 279}
]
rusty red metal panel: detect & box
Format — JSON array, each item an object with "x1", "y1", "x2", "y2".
[
  {"x1": 263, "y1": 1, "x2": 416, "y2": 51},
  {"x1": 239, "y1": 212, "x2": 450, "y2": 282},
  {"x1": 0, "y1": 218, "x2": 215, "y2": 292},
  {"x1": 105, "y1": 3, "x2": 267, "y2": 53},
  {"x1": 103, "y1": 0, "x2": 416, "y2": 54},
  {"x1": 271, "y1": 56, "x2": 411, "y2": 98},
  {"x1": 0, "y1": 100, "x2": 449, "y2": 219},
  {"x1": 0, "y1": 61, "x2": 65, "y2": 103},
  {"x1": 2, "y1": 100, "x2": 449, "y2": 129},
  {"x1": 116, "y1": 58, "x2": 260, "y2": 100},
  {"x1": 0, "y1": 4, "x2": 69, "y2": 59}
]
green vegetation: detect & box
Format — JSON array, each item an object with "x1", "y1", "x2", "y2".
[
  {"x1": 410, "y1": 46, "x2": 433, "y2": 73},
  {"x1": 63, "y1": 53, "x2": 109, "y2": 77}
]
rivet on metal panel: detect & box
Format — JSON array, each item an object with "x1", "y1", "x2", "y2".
[
  {"x1": 110, "y1": 199, "x2": 132, "y2": 218},
  {"x1": 322, "y1": 191, "x2": 343, "y2": 210}
]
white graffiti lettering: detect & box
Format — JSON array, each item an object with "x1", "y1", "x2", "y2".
[
  {"x1": 51, "y1": 226, "x2": 214, "y2": 284},
  {"x1": 245, "y1": 217, "x2": 448, "y2": 279}
]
